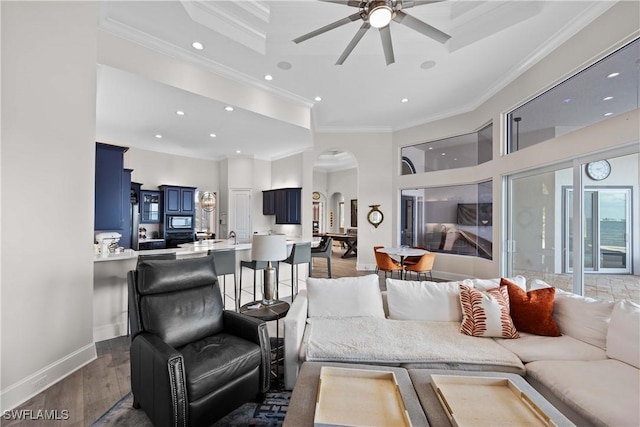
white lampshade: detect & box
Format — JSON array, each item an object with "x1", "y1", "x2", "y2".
[{"x1": 251, "y1": 234, "x2": 288, "y2": 262}]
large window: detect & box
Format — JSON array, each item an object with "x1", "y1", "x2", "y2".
[
  {"x1": 401, "y1": 181, "x2": 493, "y2": 260},
  {"x1": 506, "y1": 151, "x2": 638, "y2": 303},
  {"x1": 507, "y1": 38, "x2": 639, "y2": 153},
  {"x1": 401, "y1": 123, "x2": 492, "y2": 174}
]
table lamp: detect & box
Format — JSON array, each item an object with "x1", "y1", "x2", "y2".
[{"x1": 251, "y1": 234, "x2": 288, "y2": 305}]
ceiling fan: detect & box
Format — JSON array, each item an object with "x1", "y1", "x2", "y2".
[{"x1": 293, "y1": 0, "x2": 451, "y2": 65}]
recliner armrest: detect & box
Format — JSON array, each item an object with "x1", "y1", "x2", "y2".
[
  {"x1": 284, "y1": 289, "x2": 308, "y2": 390},
  {"x1": 130, "y1": 332, "x2": 187, "y2": 427},
  {"x1": 223, "y1": 311, "x2": 270, "y2": 392}
]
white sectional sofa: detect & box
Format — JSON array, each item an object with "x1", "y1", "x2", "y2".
[{"x1": 283, "y1": 275, "x2": 640, "y2": 427}]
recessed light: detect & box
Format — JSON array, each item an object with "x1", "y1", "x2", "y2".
[
  {"x1": 428, "y1": 147, "x2": 433, "y2": 150},
  {"x1": 420, "y1": 60, "x2": 436, "y2": 70},
  {"x1": 192, "y1": 41, "x2": 204, "y2": 50},
  {"x1": 264, "y1": 74, "x2": 273, "y2": 81},
  {"x1": 236, "y1": 150, "x2": 241, "y2": 154},
  {"x1": 224, "y1": 106, "x2": 234, "y2": 112},
  {"x1": 607, "y1": 72, "x2": 620, "y2": 78},
  {"x1": 176, "y1": 110, "x2": 185, "y2": 116},
  {"x1": 454, "y1": 158, "x2": 458, "y2": 161},
  {"x1": 603, "y1": 96, "x2": 614, "y2": 101},
  {"x1": 277, "y1": 61, "x2": 292, "y2": 70},
  {"x1": 401, "y1": 98, "x2": 409, "y2": 103},
  {"x1": 604, "y1": 112, "x2": 613, "y2": 116},
  {"x1": 441, "y1": 152, "x2": 446, "y2": 156},
  {"x1": 314, "y1": 96, "x2": 322, "y2": 102},
  {"x1": 155, "y1": 134, "x2": 162, "y2": 139},
  {"x1": 562, "y1": 98, "x2": 572, "y2": 103},
  {"x1": 209, "y1": 133, "x2": 217, "y2": 138}
]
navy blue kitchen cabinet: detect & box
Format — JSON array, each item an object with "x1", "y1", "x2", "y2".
[
  {"x1": 274, "y1": 188, "x2": 302, "y2": 224},
  {"x1": 263, "y1": 188, "x2": 301, "y2": 224},
  {"x1": 140, "y1": 190, "x2": 161, "y2": 223},
  {"x1": 262, "y1": 190, "x2": 276, "y2": 215},
  {"x1": 120, "y1": 169, "x2": 133, "y2": 249},
  {"x1": 161, "y1": 185, "x2": 196, "y2": 215},
  {"x1": 95, "y1": 143, "x2": 128, "y2": 232}
]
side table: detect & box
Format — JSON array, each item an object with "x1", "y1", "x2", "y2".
[{"x1": 240, "y1": 300, "x2": 290, "y2": 383}]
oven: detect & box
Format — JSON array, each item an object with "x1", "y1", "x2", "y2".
[{"x1": 165, "y1": 232, "x2": 194, "y2": 248}]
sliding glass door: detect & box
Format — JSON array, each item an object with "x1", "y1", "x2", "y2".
[
  {"x1": 564, "y1": 187, "x2": 631, "y2": 274},
  {"x1": 506, "y1": 150, "x2": 638, "y2": 300}
]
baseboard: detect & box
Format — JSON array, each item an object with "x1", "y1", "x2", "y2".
[
  {"x1": 93, "y1": 321, "x2": 128, "y2": 342},
  {"x1": 1, "y1": 343, "x2": 97, "y2": 412}
]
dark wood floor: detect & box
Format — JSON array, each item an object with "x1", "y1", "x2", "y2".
[{"x1": 4, "y1": 247, "x2": 360, "y2": 426}]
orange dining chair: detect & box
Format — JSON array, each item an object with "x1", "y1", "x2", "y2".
[
  {"x1": 404, "y1": 252, "x2": 436, "y2": 281},
  {"x1": 373, "y1": 246, "x2": 403, "y2": 279},
  {"x1": 402, "y1": 246, "x2": 427, "y2": 266}
]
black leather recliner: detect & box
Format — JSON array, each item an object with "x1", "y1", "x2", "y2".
[{"x1": 128, "y1": 255, "x2": 270, "y2": 427}]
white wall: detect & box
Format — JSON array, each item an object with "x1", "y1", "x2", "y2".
[
  {"x1": 1, "y1": 2, "x2": 98, "y2": 410},
  {"x1": 311, "y1": 133, "x2": 394, "y2": 270}
]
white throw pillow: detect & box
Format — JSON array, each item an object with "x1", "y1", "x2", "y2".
[
  {"x1": 553, "y1": 289, "x2": 615, "y2": 349},
  {"x1": 306, "y1": 275, "x2": 385, "y2": 318},
  {"x1": 462, "y1": 276, "x2": 526, "y2": 291},
  {"x1": 606, "y1": 300, "x2": 640, "y2": 368},
  {"x1": 386, "y1": 279, "x2": 463, "y2": 321}
]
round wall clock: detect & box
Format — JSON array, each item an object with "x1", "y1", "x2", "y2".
[
  {"x1": 586, "y1": 160, "x2": 611, "y2": 181},
  {"x1": 312, "y1": 191, "x2": 321, "y2": 200}
]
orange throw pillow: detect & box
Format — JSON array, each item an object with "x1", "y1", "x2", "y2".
[{"x1": 503, "y1": 278, "x2": 560, "y2": 337}]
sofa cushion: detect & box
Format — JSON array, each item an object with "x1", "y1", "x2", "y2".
[
  {"x1": 526, "y1": 359, "x2": 640, "y2": 427},
  {"x1": 503, "y1": 279, "x2": 560, "y2": 337},
  {"x1": 553, "y1": 289, "x2": 614, "y2": 349},
  {"x1": 306, "y1": 274, "x2": 385, "y2": 318},
  {"x1": 386, "y1": 279, "x2": 463, "y2": 321},
  {"x1": 495, "y1": 332, "x2": 607, "y2": 362},
  {"x1": 459, "y1": 284, "x2": 519, "y2": 339},
  {"x1": 606, "y1": 299, "x2": 640, "y2": 368},
  {"x1": 462, "y1": 275, "x2": 526, "y2": 291}
]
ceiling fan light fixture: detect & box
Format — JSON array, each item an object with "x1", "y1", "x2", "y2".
[{"x1": 368, "y1": 1, "x2": 393, "y2": 28}]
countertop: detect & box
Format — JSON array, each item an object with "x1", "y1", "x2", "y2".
[{"x1": 94, "y1": 238, "x2": 303, "y2": 262}]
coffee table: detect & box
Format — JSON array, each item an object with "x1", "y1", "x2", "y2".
[{"x1": 283, "y1": 362, "x2": 428, "y2": 427}]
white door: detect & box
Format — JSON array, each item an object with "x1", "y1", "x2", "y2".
[{"x1": 230, "y1": 189, "x2": 252, "y2": 242}]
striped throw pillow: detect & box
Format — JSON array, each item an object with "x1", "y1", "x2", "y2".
[{"x1": 459, "y1": 284, "x2": 519, "y2": 339}]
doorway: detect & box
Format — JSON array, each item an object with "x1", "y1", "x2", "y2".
[{"x1": 564, "y1": 187, "x2": 632, "y2": 273}]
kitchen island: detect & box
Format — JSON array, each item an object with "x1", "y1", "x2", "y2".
[{"x1": 93, "y1": 238, "x2": 306, "y2": 341}]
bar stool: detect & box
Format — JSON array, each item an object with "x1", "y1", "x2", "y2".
[
  {"x1": 239, "y1": 260, "x2": 279, "y2": 306},
  {"x1": 280, "y1": 242, "x2": 311, "y2": 297},
  {"x1": 207, "y1": 249, "x2": 238, "y2": 311}
]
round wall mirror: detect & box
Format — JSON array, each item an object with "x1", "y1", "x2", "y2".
[{"x1": 367, "y1": 205, "x2": 384, "y2": 228}]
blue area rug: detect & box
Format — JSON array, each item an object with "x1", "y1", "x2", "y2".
[{"x1": 92, "y1": 391, "x2": 291, "y2": 427}]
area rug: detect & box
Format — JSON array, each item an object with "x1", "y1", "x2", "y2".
[{"x1": 92, "y1": 391, "x2": 291, "y2": 427}]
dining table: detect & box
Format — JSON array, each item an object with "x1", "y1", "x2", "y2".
[{"x1": 377, "y1": 246, "x2": 429, "y2": 279}]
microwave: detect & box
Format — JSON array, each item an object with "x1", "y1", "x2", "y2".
[{"x1": 167, "y1": 215, "x2": 193, "y2": 230}]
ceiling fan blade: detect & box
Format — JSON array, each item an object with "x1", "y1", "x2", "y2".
[
  {"x1": 319, "y1": 0, "x2": 361, "y2": 7},
  {"x1": 379, "y1": 26, "x2": 395, "y2": 65},
  {"x1": 401, "y1": 0, "x2": 445, "y2": 9},
  {"x1": 336, "y1": 22, "x2": 370, "y2": 65},
  {"x1": 293, "y1": 12, "x2": 362, "y2": 44},
  {"x1": 394, "y1": 10, "x2": 450, "y2": 44}
]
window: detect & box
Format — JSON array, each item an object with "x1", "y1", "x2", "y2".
[
  {"x1": 400, "y1": 123, "x2": 492, "y2": 174},
  {"x1": 507, "y1": 38, "x2": 639, "y2": 153},
  {"x1": 400, "y1": 181, "x2": 493, "y2": 260}
]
